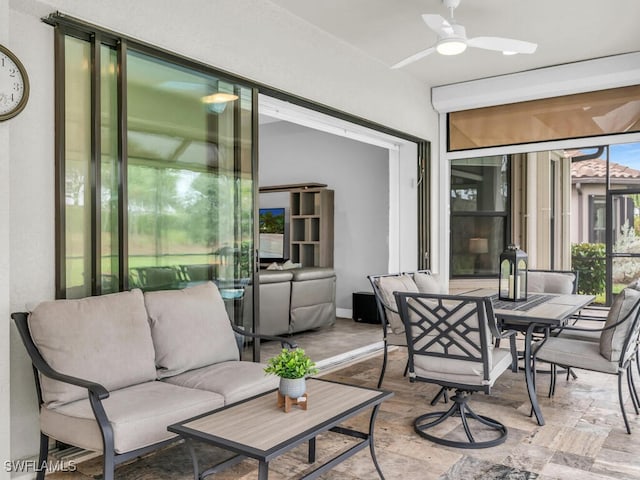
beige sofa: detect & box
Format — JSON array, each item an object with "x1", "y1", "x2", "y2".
[{"x1": 12, "y1": 282, "x2": 292, "y2": 480}]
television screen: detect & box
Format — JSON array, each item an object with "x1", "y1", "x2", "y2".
[{"x1": 258, "y1": 207, "x2": 286, "y2": 260}]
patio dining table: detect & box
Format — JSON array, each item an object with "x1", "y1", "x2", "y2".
[{"x1": 462, "y1": 288, "x2": 595, "y2": 426}]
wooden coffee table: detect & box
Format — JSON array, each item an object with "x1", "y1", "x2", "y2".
[{"x1": 168, "y1": 378, "x2": 393, "y2": 480}]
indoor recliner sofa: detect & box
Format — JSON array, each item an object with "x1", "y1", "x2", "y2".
[
  {"x1": 12, "y1": 281, "x2": 293, "y2": 480},
  {"x1": 289, "y1": 267, "x2": 336, "y2": 333},
  {"x1": 241, "y1": 267, "x2": 336, "y2": 336}
]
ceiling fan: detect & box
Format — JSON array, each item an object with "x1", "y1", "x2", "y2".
[{"x1": 391, "y1": 0, "x2": 537, "y2": 69}]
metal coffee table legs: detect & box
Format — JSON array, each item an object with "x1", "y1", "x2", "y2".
[{"x1": 184, "y1": 404, "x2": 385, "y2": 480}]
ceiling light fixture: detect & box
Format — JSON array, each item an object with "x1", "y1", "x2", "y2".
[
  {"x1": 436, "y1": 38, "x2": 467, "y2": 55},
  {"x1": 435, "y1": 23, "x2": 467, "y2": 55},
  {"x1": 202, "y1": 92, "x2": 239, "y2": 114}
]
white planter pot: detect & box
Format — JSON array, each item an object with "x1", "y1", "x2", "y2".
[{"x1": 279, "y1": 377, "x2": 306, "y2": 398}]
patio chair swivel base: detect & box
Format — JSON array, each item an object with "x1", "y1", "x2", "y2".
[{"x1": 413, "y1": 389, "x2": 508, "y2": 449}]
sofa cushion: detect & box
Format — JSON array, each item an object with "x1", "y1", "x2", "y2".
[
  {"x1": 259, "y1": 270, "x2": 294, "y2": 284},
  {"x1": 290, "y1": 276, "x2": 335, "y2": 309},
  {"x1": 28, "y1": 289, "x2": 157, "y2": 407},
  {"x1": 600, "y1": 287, "x2": 640, "y2": 362},
  {"x1": 376, "y1": 275, "x2": 419, "y2": 334},
  {"x1": 40, "y1": 381, "x2": 224, "y2": 454},
  {"x1": 290, "y1": 301, "x2": 336, "y2": 333},
  {"x1": 290, "y1": 267, "x2": 335, "y2": 281},
  {"x1": 144, "y1": 282, "x2": 239, "y2": 378},
  {"x1": 290, "y1": 274, "x2": 336, "y2": 333},
  {"x1": 163, "y1": 361, "x2": 279, "y2": 405},
  {"x1": 256, "y1": 281, "x2": 292, "y2": 336}
]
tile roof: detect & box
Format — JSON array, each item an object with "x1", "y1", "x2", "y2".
[{"x1": 571, "y1": 158, "x2": 640, "y2": 180}]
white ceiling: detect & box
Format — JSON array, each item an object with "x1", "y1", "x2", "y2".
[{"x1": 269, "y1": 0, "x2": 640, "y2": 88}]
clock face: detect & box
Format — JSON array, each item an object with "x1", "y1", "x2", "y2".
[{"x1": 0, "y1": 45, "x2": 29, "y2": 121}]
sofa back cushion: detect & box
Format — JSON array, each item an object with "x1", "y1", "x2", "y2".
[
  {"x1": 144, "y1": 282, "x2": 239, "y2": 378},
  {"x1": 376, "y1": 275, "x2": 419, "y2": 334},
  {"x1": 600, "y1": 287, "x2": 640, "y2": 362},
  {"x1": 28, "y1": 289, "x2": 157, "y2": 407}
]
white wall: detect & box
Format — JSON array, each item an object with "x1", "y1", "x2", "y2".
[
  {"x1": 8, "y1": 4, "x2": 57, "y2": 464},
  {"x1": 7, "y1": 0, "x2": 437, "y2": 462},
  {"x1": 2, "y1": 0, "x2": 12, "y2": 476},
  {"x1": 259, "y1": 121, "x2": 389, "y2": 309},
  {"x1": 397, "y1": 142, "x2": 420, "y2": 273}
]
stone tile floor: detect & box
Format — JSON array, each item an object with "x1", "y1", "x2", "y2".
[{"x1": 47, "y1": 346, "x2": 640, "y2": 480}]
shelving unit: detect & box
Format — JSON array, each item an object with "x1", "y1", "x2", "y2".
[{"x1": 289, "y1": 188, "x2": 334, "y2": 267}]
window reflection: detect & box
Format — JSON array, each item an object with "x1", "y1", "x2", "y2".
[
  {"x1": 126, "y1": 51, "x2": 254, "y2": 296},
  {"x1": 450, "y1": 156, "x2": 508, "y2": 277},
  {"x1": 64, "y1": 37, "x2": 92, "y2": 299}
]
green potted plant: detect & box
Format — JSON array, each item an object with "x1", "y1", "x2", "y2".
[{"x1": 264, "y1": 348, "x2": 318, "y2": 398}]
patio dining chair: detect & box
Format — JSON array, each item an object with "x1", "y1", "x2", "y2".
[
  {"x1": 527, "y1": 269, "x2": 579, "y2": 294},
  {"x1": 532, "y1": 287, "x2": 640, "y2": 433},
  {"x1": 394, "y1": 291, "x2": 516, "y2": 448},
  {"x1": 504, "y1": 269, "x2": 579, "y2": 374},
  {"x1": 367, "y1": 270, "x2": 439, "y2": 389}
]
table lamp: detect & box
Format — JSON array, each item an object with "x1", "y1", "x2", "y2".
[{"x1": 469, "y1": 238, "x2": 489, "y2": 255}]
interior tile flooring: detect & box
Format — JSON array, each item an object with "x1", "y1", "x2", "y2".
[
  {"x1": 46, "y1": 317, "x2": 640, "y2": 480},
  {"x1": 257, "y1": 316, "x2": 383, "y2": 367}
]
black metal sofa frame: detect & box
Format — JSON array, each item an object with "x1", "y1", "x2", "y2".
[{"x1": 12, "y1": 311, "x2": 295, "y2": 480}]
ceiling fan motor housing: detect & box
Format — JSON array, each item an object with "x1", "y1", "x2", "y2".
[
  {"x1": 436, "y1": 23, "x2": 467, "y2": 55},
  {"x1": 445, "y1": 23, "x2": 466, "y2": 41},
  {"x1": 443, "y1": 0, "x2": 461, "y2": 10}
]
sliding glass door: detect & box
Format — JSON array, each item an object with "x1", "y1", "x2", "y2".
[
  {"x1": 58, "y1": 29, "x2": 256, "y2": 356},
  {"x1": 608, "y1": 143, "x2": 640, "y2": 301}
]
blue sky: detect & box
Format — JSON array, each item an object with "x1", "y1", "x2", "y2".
[{"x1": 610, "y1": 142, "x2": 640, "y2": 171}]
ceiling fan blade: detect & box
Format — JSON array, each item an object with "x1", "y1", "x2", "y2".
[
  {"x1": 422, "y1": 14, "x2": 454, "y2": 37},
  {"x1": 391, "y1": 46, "x2": 436, "y2": 69},
  {"x1": 467, "y1": 36, "x2": 537, "y2": 54}
]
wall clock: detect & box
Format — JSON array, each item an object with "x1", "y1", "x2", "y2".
[{"x1": 0, "y1": 44, "x2": 29, "y2": 121}]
